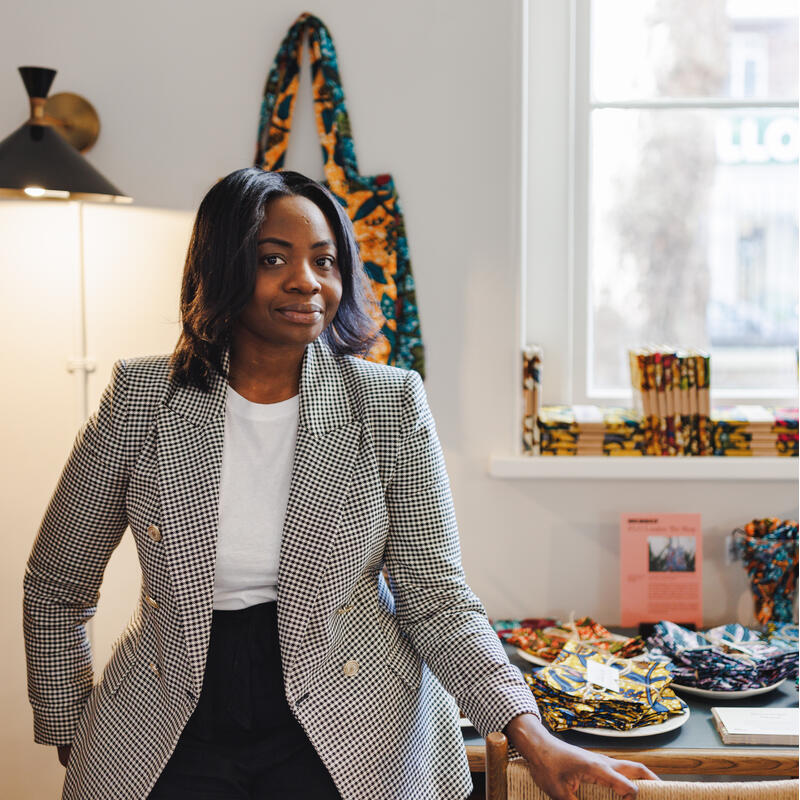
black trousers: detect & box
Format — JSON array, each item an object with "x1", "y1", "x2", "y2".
[{"x1": 148, "y1": 600, "x2": 341, "y2": 799}]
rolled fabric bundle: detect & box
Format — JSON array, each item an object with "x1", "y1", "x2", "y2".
[{"x1": 522, "y1": 346, "x2": 543, "y2": 454}]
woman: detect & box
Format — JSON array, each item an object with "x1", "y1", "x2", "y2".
[{"x1": 24, "y1": 168, "x2": 656, "y2": 800}]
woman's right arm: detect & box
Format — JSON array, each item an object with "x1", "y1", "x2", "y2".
[{"x1": 23, "y1": 360, "x2": 131, "y2": 756}]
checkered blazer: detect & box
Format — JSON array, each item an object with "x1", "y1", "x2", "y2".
[{"x1": 24, "y1": 337, "x2": 539, "y2": 800}]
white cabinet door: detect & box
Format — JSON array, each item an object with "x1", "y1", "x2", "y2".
[
  {"x1": 82, "y1": 203, "x2": 193, "y2": 669},
  {"x1": 1, "y1": 201, "x2": 85, "y2": 797},
  {"x1": 1, "y1": 200, "x2": 192, "y2": 798}
]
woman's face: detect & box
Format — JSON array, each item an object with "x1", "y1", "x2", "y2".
[{"x1": 235, "y1": 194, "x2": 343, "y2": 351}]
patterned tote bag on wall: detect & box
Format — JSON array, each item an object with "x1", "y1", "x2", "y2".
[{"x1": 255, "y1": 12, "x2": 425, "y2": 378}]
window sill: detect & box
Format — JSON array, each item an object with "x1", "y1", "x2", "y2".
[{"x1": 488, "y1": 455, "x2": 798, "y2": 481}]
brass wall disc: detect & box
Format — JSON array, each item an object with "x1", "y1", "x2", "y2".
[{"x1": 44, "y1": 92, "x2": 100, "y2": 153}]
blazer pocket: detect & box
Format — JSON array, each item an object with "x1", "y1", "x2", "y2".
[
  {"x1": 99, "y1": 640, "x2": 138, "y2": 698},
  {"x1": 385, "y1": 634, "x2": 422, "y2": 693},
  {"x1": 99, "y1": 622, "x2": 154, "y2": 698}
]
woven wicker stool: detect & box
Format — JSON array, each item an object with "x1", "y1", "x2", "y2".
[{"x1": 485, "y1": 732, "x2": 799, "y2": 800}]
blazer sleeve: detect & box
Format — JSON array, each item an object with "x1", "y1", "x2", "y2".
[
  {"x1": 384, "y1": 368, "x2": 540, "y2": 743},
  {"x1": 23, "y1": 359, "x2": 131, "y2": 746}
]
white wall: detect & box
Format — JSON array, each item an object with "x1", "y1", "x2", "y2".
[{"x1": 2, "y1": 1, "x2": 797, "y2": 796}]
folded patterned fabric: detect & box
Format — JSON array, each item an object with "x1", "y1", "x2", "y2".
[
  {"x1": 538, "y1": 406, "x2": 645, "y2": 456},
  {"x1": 773, "y1": 407, "x2": 798, "y2": 432},
  {"x1": 540, "y1": 446, "x2": 579, "y2": 456},
  {"x1": 491, "y1": 618, "x2": 557, "y2": 640},
  {"x1": 712, "y1": 406, "x2": 799, "y2": 457},
  {"x1": 707, "y1": 622, "x2": 799, "y2": 660},
  {"x1": 764, "y1": 622, "x2": 800, "y2": 654},
  {"x1": 524, "y1": 640, "x2": 687, "y2": 732},
  {"x1": 776, "y1": 432, "x2": 799, "y2": 456},
  {"x1": 506, "y1": 616, "x2": 645, "y2": 662},
  {"x1": 646, "y1": 620, "x2": 799, "y2": 690}
]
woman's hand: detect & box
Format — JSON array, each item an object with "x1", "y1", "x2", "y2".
[
  {"x1": 57, "y1": 745, "x2": 71, "y2": 768},
  {"x1": 505, "y1": 713, "x2": 659, "y2": 800}
]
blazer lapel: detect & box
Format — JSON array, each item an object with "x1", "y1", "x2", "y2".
[
  {"x1": 156, "y1": 348, "x2": 229, "y2": 695},
  {"x1": 156, "y1": 339, "x2": 361, "y2": 696},
  {"x1": 278, "y1": 339, "x2": 362, "y2": 691}
]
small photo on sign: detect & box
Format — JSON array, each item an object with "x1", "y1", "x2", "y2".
[{"x1": 648, "y1": 536, "x2": 697, "y2": 573}]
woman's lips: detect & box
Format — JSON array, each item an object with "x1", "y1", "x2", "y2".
[{"x1": 277, "y1": 308, "x2": 323, "y2": 324}]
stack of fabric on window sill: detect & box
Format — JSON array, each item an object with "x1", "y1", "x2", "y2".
[
  {"x1": 646, "y1": 620, "x2": 799, "y2": 691},
  {"x1": 533, "y1": 404, "x2": 799, "y2": 457},
  {"x1": 523, "y1": 640, "x2": 688, "y2": 732},
  {"x1": 712, "y1": 406, "x2": 798, "y2": 457},
  {"x1": 537, "y1": 405, "x2": 645, "y2": 456},
  {"x1": 775, "y1": 408, "x2": 799, "y2": 456}
]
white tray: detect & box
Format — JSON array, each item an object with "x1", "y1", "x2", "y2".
[
  {"x1": 516, "y1": 648, "x2": 552, "y2": 667},
  {"x1": 572, "y1": 708, "x2": 690, "y2": 738},
  {"x1": 670, "y1": 679, "x2": 786, "y2": 699}
]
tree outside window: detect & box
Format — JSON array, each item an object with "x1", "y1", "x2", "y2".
[{"x1": 588, "y1": 0, "x2": 798, "y2": 398}]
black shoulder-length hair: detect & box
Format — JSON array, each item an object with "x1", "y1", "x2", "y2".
[{"x1": 169, "y1": 167, "x2": 381, "y2": 391}]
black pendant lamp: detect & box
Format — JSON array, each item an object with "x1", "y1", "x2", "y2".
[{"x1": 0, "y1": 66, "x2": 131, "y2": 203}]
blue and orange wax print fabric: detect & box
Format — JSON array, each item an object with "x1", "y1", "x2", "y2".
[
  {"x1": 525, "y1": 640, "x2": 687, "y2": 732},
  {"x1": 255, "y1": 13, "x2": 425, "y2": 377}
]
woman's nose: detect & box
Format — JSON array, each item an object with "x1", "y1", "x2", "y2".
[{"x1": 285, "y1": 259, "x2": 321, "y2": 292}]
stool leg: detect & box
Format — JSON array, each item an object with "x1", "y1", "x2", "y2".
[{"x1": 485, "y1": 732, "x2": 508, "y2": 800}]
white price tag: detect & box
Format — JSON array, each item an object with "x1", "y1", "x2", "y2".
[{"x1": 586, "y1": 659, "x2": 620, "y2": 693}]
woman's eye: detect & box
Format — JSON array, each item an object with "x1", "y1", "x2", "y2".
[
  {"x1": 316, "y1": 255, "x2": 336, "y2": 268},
  {"x1": 260, "y1": 254, "x2": 286, "y2": 266}
]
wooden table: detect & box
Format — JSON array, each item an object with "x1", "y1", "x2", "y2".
[{"x1": 462, "y1": 643, "x2": 799, "y2": 777}]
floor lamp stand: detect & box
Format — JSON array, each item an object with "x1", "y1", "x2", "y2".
[{"x1": 65, "y1": 199, "x2": 97, "y2": 642}]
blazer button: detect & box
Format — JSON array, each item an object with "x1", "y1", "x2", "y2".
[
  {"x1": 343, "y1": 659, "x2": 359, "y2": 677},
  {"x1": 147, "y1": 524, "x2": 162, "y2": 542},
  {"x1": 336, "y1": 604, "x2": 355, "y2": 615},
  {"x1": 145, "y1": 595, "x2": 160, "y2": 610},
  {"x1": 149, "y1": 662, "x2": 160, "y2": 676}
]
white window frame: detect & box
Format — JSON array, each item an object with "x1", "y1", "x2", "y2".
[{"x1": 524, "y1": 0, "x2": 800, "y2": 410}]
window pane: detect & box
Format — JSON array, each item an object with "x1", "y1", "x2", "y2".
[
  {"x1": 589, "y1": 107, "x2": 799, "y2": 394},
  {"x1": 591, "y1": 0, "x2": 799, "y2": 101}
]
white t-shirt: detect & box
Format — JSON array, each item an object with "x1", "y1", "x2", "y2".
[{"x1": 212, "y1": 383, "x2": 299, "y2": 610}]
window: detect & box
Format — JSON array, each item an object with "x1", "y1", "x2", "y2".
[{"x1": 527, "y1": 0, "x2": 799, "y2": 407}]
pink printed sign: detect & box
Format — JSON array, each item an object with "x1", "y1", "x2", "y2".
[{"x1": 620, "y1": 513, "x2": 703, "y2": 627}]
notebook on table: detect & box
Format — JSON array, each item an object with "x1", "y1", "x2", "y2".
[{"x1": 711, "y1": 707, "x2": 799, "y2": 746}]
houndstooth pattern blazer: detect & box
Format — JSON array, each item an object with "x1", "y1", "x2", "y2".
[{"x1": 24, "y1": 337, "x2": 540, "y2": 800}]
